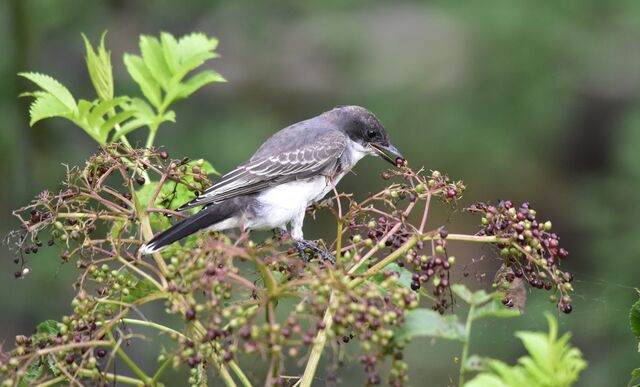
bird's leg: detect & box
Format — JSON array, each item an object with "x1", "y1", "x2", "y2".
[
  {"x1": 290, "y1": 210, "x2": 335, "y2": 265},
  {"x1": 295, "y1": 240, "x2": 336, "y2": 265}
]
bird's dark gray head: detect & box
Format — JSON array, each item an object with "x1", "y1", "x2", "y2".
[{"x1": 327, "y1": 105, "x2": 405, "y2": 167}]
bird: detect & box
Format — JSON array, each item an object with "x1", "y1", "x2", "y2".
[{"x1": 139, "y1": 105, "x2": 405, "y2": 263}]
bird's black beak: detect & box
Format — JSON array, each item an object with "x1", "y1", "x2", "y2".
[{"x1": 369, "y1": 142, "x2": 406, "y2": 167}]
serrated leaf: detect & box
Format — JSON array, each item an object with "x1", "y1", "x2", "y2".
[
  {"x1": 123, "y1": 54, "x2": 161, "y2": 108},
  {"x1": 112, "y1": 118, "x2": 151, "y2": 141},
  {"x1": 126, "y1": 97, "x2": 156, "y2": 119},
  {"x1": 87, "y1": 97, "x2": 128, "y2": 128},
  {"x1": 23, "y1": 361, "x2": 44, "y2": 383},
  {"x1": 176, "y1": 70, "x2": 225, "y2": 100},
  {"x1": 471, "y1": 298, "x2": 521, "y2": 321},
  {"x1": 122, "y1": 277, "x2": 158, "y2": 303},
  {"x1": 36, "y1": 320, "x2": 61, "y2": 335},
  {"x1": 630, "y1": 297, "x2": 640, "y2": 340},
  {"x1": 464, "y1": 373, "x2": 509, "y2": 387},
  {"x1": 27, "y1": 93, "x2": 74, "y2": 126},
  {"x1": 82, "y1": 31, "x2": 113, "y2": 101},
  {"x1": 452, "y1": 284, "x2": 492, "y2": 306},
  {"x1": 175, "y1": 33, "x2": 219, "y2": 65},
  {"x1": 162, "y1": 110, "x2": 176, "y2": 122},
  {"x1": 98, "y1": 110, "x2": 136, "y2": 140},
  {"x1": 18, "y1": 91, "x2": 49, "y2": 99},
  {"x1": 140, "y1": 35, "x2": 172, "y2": 90},
  {"x1": 19, "y1": 72, "x2": 77, "y2": 112},
  {"x1": 160, "y1": 32, "x2": 180, "y2": 73},
  {"x1": 77, "y1": 99, "x2": 94, "y2": 119},
  {"x1": 630, "y1": 368, "x2": 640, "y2": 387},
  {"x1": 465, "y1": 313, "x2": 586, "y2": 387},
  {"x1": 372, "y1": 263, "x2": 413, "y2": 289},
  {"x1": 396, "y1": 308, "x2": 466, "y2": 342}
]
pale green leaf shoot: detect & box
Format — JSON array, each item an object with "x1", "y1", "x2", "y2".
[{"x1": 82, "y1": 32, "x2": 114, "y2": 101}]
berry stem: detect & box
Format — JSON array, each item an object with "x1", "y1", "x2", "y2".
[
  {"x1": 75, "y1": 368, "x2": 145, "y2": 386},
  {"x1": 105, "y1": 326, "x2": 152, "y2": 384},
  {"x1": 418, "y1": 190, "x2": 432, "y2": 233},
  {"x1": 151, "y1": 355, "x2": 173, "y2": 384},
  {"x1": 298, "y1": 292, "x2": 336, "y2": 387},
  {"x1": 458, "y1": 304, "x2": 475, "y2": 387},
  {"x1": 112, "y1": 318, "x2": 185, "y2": 339}
]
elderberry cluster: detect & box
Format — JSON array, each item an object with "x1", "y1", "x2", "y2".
[
  {"x1": 468, "y1": 201, "x2": 574, "y2": 313},
  {"x1": 305, "y1": 268, "x2": 417, "y2": 386}
]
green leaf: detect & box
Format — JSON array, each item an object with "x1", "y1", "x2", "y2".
[
  {"x1": 112, "y1": 118, "x2": 151, "y2": 141},
  {"x1": 629, "y1": 368, "x2": 640, "y2": 387},
  {"x1": 19, "y1": 72, "x2": 77, "y2": 112},
  {"x1": 452, "y1": 284, "x2": 492, "y2": 306},
  {"x1": 23, "y1": 361, "x2": 44, "y2": 383},
  {"x1": 87, "y1": 96, "x2": 129, "y2": 128},
  {"x1": 464, "y1": 373, "x2": 509, "y2": 387},
  {"x1": 123, "y1": 54, "x2": 162, "y2": 108},
  {"x1": 36, "y1": 320, "x2": 61, "y2": 335},
  {"x1": 122, "y1": 277, "x2": 158, "y2": 303},
  {"x1": 176, "y1": 70, "x2": 226, "y2": 100},
  {"x1": 175, "y1": 32, "x2": 219, "y2": 68},
  {"x1": 99, "y1": 110, "x2": 137, "y2": 141},
  {"x1": 128, "y1": 97, "x2": 156, "y2": 119},
  {"x1": 372, "y1": 263, "x2": 413, "y2": 289},
  {"x1": 82, "y1": 31, "x2": 113, "y2": 101},
  {"x1": 140, "y1": 35, "x2": 172, "y2": 90},
  {"x1": 396, "y1": 308, "x2": 466, "y2": 342},
  {"x1": 630, "y1": 296, "x2": 640, "y2": 341},
  {"x1": 467, "y1": 313, "x2": 586, "y2": 387},
  {"x1": 160, "y1": 32, "x2": 180, "y2": 73},
  {"x1": 471, "y1": 297, "x2": 521, "y2": 321},
  {"x1": 25, "y1": 93, "x2": 73, "y2": 126}
]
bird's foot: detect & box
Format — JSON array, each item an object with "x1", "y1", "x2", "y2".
[{"x1": 295, "y1": 240, "x2": 336, "y2": 265}]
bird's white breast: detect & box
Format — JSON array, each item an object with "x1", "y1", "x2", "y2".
[
  {"x1": 244, "y1": 139, "x2": 373, "y2": 232},
  {"x1": 248, "y1": 177, "x2": 327, "y2": 230}
]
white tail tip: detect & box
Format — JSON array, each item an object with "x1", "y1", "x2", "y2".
[{"x1": 139, "y1": 243, "x2": 160, "y2": 255}]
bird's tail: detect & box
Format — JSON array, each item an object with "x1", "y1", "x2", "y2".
[{"x1": 139, "y1": 204, "x2": 236, "y2": 255}]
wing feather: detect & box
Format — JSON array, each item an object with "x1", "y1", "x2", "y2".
[{"x1": 176, "y1": 129, "x2": 346, "y2": 211}]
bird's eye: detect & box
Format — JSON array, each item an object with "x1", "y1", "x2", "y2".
[{"x1": 366, "y1": 129, "x2": 377, "y2": 139}]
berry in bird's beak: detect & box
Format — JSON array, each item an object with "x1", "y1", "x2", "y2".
[{"x1": 369, "y1": 143, "x2": 406, "y2": 167}]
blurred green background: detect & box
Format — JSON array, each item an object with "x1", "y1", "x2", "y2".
[{"x1": 1, "y1": 0, "x2": 640, "y2": 385}]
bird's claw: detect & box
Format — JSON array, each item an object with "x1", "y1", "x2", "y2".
[{"x1": 295, "y1": 240, "x2": 336, "y2": 265}]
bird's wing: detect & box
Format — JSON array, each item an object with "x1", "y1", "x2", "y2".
[{"x1": 176, "y1": 129, "x2": 347, "y2": 211}]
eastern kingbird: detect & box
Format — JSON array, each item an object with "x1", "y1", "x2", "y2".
[{"x1": 140, "y1": 105, "x2": 404, "y2": 262}]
